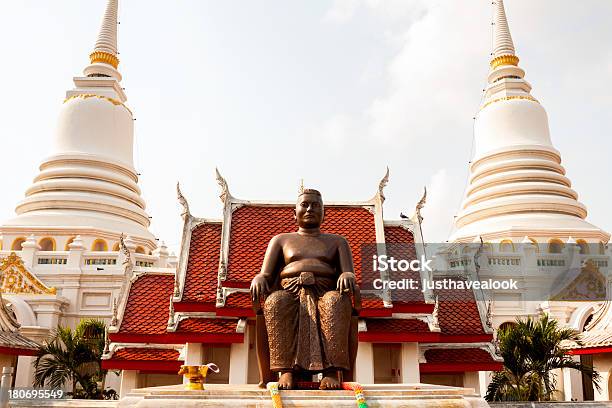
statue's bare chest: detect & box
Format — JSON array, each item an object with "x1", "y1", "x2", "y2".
[{"x1": 281, "y1": 235, "x2": 338, "y2": 264}]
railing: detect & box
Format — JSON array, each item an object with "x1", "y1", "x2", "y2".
[
  {"x1": 488, "y1": 256, "x2": 521, "y2": 267},
  {"x1": 537, "y1": 255, "x2": 566, "y2": 268},
  {"x1": 134, "y1": 253, "x2": 157, "y2": 268},
  {"x1": 449, "y1": 257, "x2": 471, "y2": 269},
  {"x1": 82, "y1": 252, "x2": 119, "y2": 266},
  {"x1": 35, "y1": 251, "x2": 68, "y2": 265}
]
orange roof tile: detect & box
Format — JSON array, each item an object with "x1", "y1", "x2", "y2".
[
  {"x1": 424, "y1": 348, "x2": 495, "y2": 364},
  {"x1": 365, "y1": 318, "x2": 430, "y2": 333},
  {"x1": 119, "y1": 274, "x2": 174, "y2": 335},
  {"x1": 176, "y1": 318, "x2": 237, "y2": 334},
  {"x1": 360, "y1": 318, "x2": 439, "y2": 342},
  {"x1": 181, "y1": 222, "x2": 222, "y2": 303},
  {"x1": 434, "y1": 277, "x2": 488, "y2": 338},
  {"x1": 383, "y1": 225, "x2": 423, "y2": 304},
  {"x1": 112, "y1": 348, "x2": 179, "y2": 361},
  {"x1": 224, "y1": 292, "x2": 252, "y2": 309}
]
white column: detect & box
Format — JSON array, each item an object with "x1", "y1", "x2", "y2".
[
  {"x1": 14, "y1": 356, "x2": 35, "y2": 388},
  {"x1": 153, "y1": 242, "x2": 169, "y2": 268},
  {"x1": 563, "y1": 364, "x2": 584, "y2": 401},
  {"x1": 229, "y1": 337, "x2": 249, "y2": 384},
  {"x1": 67, "y1": 236, "x2": 86, "y2": 267},
  {"x1": 464, "y1": 372, "x2": 480, "y2": 395},
  {"x1": 183, "y1": 343, "x2": 203, "y2": 385},
  {"x1": 184, "y1": 342, "x2": 203, "y2": 365},
  {"x1": 20, "y1": 235, "x2": 39, "y2": 269},
  {"x1": 478, "y1": 371, "x2": 492, "y2": 397},
  {"x1": 355, "y1": 342, "x2": 374, "y2": 384},
  {"x1": 593, "y1": 365, "x2": 610, "y2": 402},
  {"x1": 119, "y1": 370, "x2": 138, "y2": 398},
  {"x1": 401, "y1": 343, "x2": 419, "y2": 383}
]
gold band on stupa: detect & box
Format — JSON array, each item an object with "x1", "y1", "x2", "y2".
[
  {"x1": 490, "y1": 54, "x2": 519, "y2": 69},
  {"x1": 89, "y1": 51, "x2": 119, "y2": 69}
]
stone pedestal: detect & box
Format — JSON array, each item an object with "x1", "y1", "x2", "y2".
[{"x1": 117, "y1": 383, "x2": 489, "y2": 408}]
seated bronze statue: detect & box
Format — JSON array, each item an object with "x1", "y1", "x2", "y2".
[{"x1": 250, "y1": 189, "x2": 361, "y2": 390}]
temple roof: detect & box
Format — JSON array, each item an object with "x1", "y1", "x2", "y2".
[
  {"x1": 0, "y1": 292, "x2": 39, "y2": 355},
  {"x1": 105, "y1": 174, "x2": 494, "y2": 371},
  {"x1": 420, "y1": 348, "x2": 503, "y2": 373},
  {"x1": 568, "y1": 302, "x2": 612, "y2": 355}
]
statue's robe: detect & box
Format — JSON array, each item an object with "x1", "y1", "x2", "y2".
[{"x1": 263, "y1": 271, "x2": 352, "y2": 371}]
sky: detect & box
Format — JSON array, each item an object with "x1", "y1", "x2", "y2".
[{"x1": 1, "y1": 0, "x2": 611, "y2": 252}]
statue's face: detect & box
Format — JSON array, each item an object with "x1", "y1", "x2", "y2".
[{"x1": 295, "y1": 193, "x2": 324, "y2": 228}]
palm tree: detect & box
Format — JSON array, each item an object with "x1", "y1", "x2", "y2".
[
  {"x1": 33, "y1": 319, "x2": 109, "y2": 398},
  {"x1": 485, "y1": 314, "x2": 600, "y2": 401}
]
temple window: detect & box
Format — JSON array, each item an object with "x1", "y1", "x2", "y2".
[
  {"x1": 499, "y1": 239, "x2": 514, "y2": 253},
  {"x1": 135, "y1": 246, "x2": 146, "y2": 254},
  {"x1": 11, "y1": 237, "x2": 26, "y2": 251},
  {"x1": 112, "y1": 242, "x2": 120, "y2": 252},
  {"x1": 38, "y1": 237, "x2": 56, "y2": 251},
  {"x1": 547, "y1": 239, "x2": 564, "y2": 254},
  {"x1": 576, "y1": 239, "x2": 589, "y2": 255},
  {"x1": 64, "y1": 236, "x2": 76, "y2": 250},
  {"x1": 91, "y1": 239, "x2": 108, "y2": 252}
]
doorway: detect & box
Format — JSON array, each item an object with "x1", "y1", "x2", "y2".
[{"x1": 373, "y1": 343, "x2": 401, "y2": 383}]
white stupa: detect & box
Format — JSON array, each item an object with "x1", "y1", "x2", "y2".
[
  {"x1": 450, "y1": 0, "x2": 609, "y2": 244},
  {"x1": 1, "y1": 0, "x2": 156, "y2": 250}
]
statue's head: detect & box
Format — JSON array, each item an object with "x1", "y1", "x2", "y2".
[{"x1": 295, "y1": 189, "x2": 324, "y2": 228}]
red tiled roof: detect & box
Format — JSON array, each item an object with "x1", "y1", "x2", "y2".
[
  {"x1": 383, "y1": 225, "x2": 423, "y2": 304},
  {"x1": 226, "y1": 205, "x2": 376, "y2": 284},
  {"x1": 361, "y1": 295, "x2": 386, "y2": 310},
  {"x1": 365, "y1": 318, "x2": 429, "y2": 333},
  {"x1": 102, "y1": 347, "x2": 182, "y2": 373},
  {"x1": 181, "y1": 222, "x2": 221, "y2": 303},
  {"x1": 224, "y1": 292, "x2": 252, "y2": 309},
  {"x1": 119, "y1": 274, "x2": 174, "y2": 335},
  {"x1": 384, "y1": 225, "x2": 415, "y2": 246},
  {"x1": 176, "y1": 318, "x2": 237, "y2": 334},
  {"x1": 435, "y1": 277, "x2": 488, "y2": 339},
  {"x1": 424, "y1": 348, "x2": 495, "y2": 364},
  {"x1": 360, "y1": 318, "x2": 438, "y2": 342},
  {"x1": 112, "y1": 348, "x2": 179, "y2": 361},
  {"x1": 421, "y1": 348, "x2": 502, "y2": 373}
]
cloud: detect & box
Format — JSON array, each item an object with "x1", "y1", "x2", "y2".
[
  {"x1": 323, "y1": 0, "x2": 360, "y2": 24},
  {"x1": 318, "y1": 0, "x2": 488, "y2": 149},
  {"x1": 420, "y1": 168, "x2": 457, "y2": 243},
  {"x1": 324, "y1": 0, "x2": 428, "y2": 25}
]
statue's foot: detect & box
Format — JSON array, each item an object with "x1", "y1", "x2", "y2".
[
  {"x1": 278, "y1": 371, "x2": 294, "y2": 390},
  {"x1": 320, "y1": 373, "x2": 341, "y2": 390}
]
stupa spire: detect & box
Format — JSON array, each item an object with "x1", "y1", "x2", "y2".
[
  {"x1": 490, "y1": 0, "x2": 519, "y2": 69},
  {"x1": 448, "y1": 0, "x2": 608, "y2": 244},
  {"x1": 84, "y1": 0, "x2": 121, "y2": 80}
]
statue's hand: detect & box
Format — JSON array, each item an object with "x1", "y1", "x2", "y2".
[
  {"x1": 250, "y1": 275, "x2": 269, "y2": 301},
  {"x1": 337, "y1": 272, "x2": 356, "y2": 294}
]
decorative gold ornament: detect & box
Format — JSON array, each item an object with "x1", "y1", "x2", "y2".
[
  {"x1": 63, "y1": 94, "x2": 133, "y2": 116},
  {"x1": 490, "y1": 54, "x2": 519, "y2": 69},
  {"x1": 551, "y1": 260, "x2": 606, "y2": 302},
  {"x1": 481, "y1": 95, "x2": 539, "y2": 110},
  {"x1": 178, "y1": 364, "x2": 219, "y2": 390},
  {"x1": 0, "y1": 252, "x2": 57, "y2": 295},
  {"x1": 89, "y1": 51, "x2": 119, "y2": 69}
]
